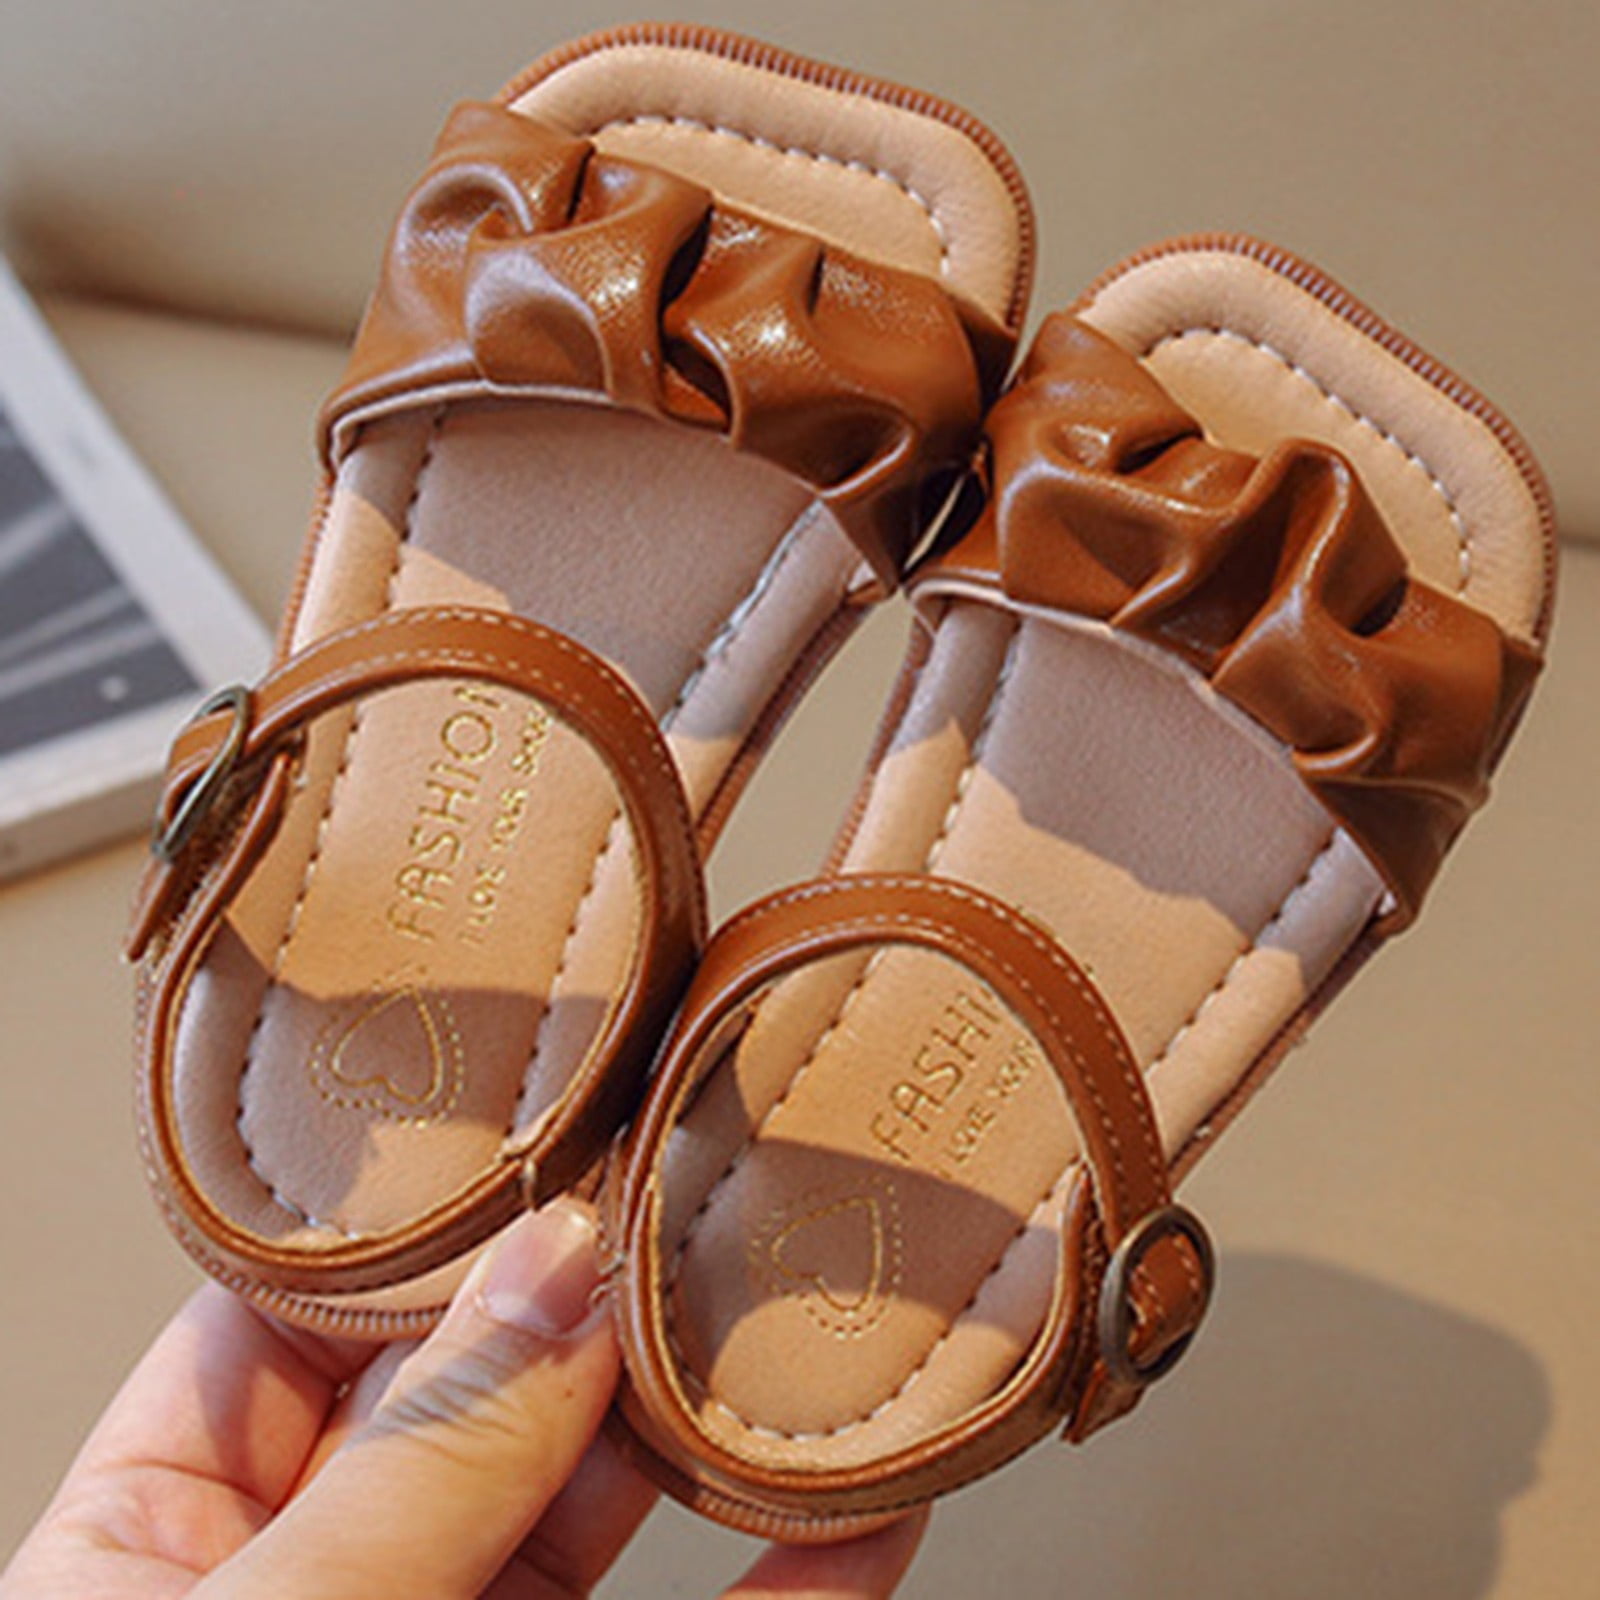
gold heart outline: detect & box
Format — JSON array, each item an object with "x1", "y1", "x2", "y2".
[
  {"x1": 769, "y1": 1195, "x2": 886, "y2": 1316},
  {"x1": 751, "y1": 1175, "x2": 903, "y2": 1339},
  {"x1": 308, "y1": 986, "x2": 464, "y2": 1125}
]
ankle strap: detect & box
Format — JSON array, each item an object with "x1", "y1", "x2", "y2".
[{"x1": 130, "y1": 605, "x2": 705, "y2": 1294}]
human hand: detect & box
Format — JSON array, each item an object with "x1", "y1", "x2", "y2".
[{"x1": 1, "y1": 1199, "x2": 926, "y2": 1598}]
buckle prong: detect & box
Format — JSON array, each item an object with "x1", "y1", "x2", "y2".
[
  {"x1": 152, "y1": 684, "x2": 252, "y2": 863},
  {"x1": 1096, "y1": 1202, "x2": 1214, "y2": 1387}
]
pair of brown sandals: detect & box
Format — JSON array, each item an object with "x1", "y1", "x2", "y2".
[{"x1": 127, "y1": 24, "x2": 1556, "y2": 1541}]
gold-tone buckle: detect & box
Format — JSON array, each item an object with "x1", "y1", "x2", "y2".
[
  {"x1": 1096, "y1": 1203, "x2": 1215, "y2": 1386},
  {"x1": 151, "y1": 684, "x2": 252, "y2": 863}
]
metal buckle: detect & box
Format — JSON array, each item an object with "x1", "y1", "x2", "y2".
[
  {"x1": 1096, "y1": 1203, "x2": 1215, "y2": 1387},
  {"x1": 151, "y1": 684, "x2": 252, "y2": 863}
]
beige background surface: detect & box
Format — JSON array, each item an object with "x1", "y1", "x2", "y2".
[
  {"x1": 3, "y1": 0, "x2": 1597, "y2": 533},
  {"x1": 2, "y1": 3, "x2": 1597, "y2": 1595}
]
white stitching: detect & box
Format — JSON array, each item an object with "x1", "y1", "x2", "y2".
[
  {"x1": 685, "y1": 1165, "x2": 1077, "y2": 1441},
  {"x1": 1146, "y1": 324, "x2": 1473, "y2": 593},
  {"x1": 693, "y1": 870, "x2": 1167, "y2": 1181},
  {"x1": 670, "y1": 832, "x2": 1340, "y2": 1441},
  {"x1": 658, "y1": 736, "x2": 1344, "y2": 1444},
  {"x1": 604, "y1": 112, "x2": 952, "y2": 268},
  {"x1": 508, "y1": 500, "x2": 831, "y2": 1138},
  {"x1": 664, "y1": 504, "x2": 824, "y2": 726},
  {"x1": 663, "y1": 624, "x2": 1020, "y2": 1315},
  {"x1": 921, "y1": 621, "x2": 1021, "y2": 873},
  {"x1": 232, "y1": 623, "x2": 690, "y2": 1232},
  {"x1": 665, "y1": 944, "x2": 890, "y2": 1295},
  {"x1": 237, "y1": 495, "x2": 832, "y2": 1229},
  {"x1": 1142, "y1": 829, "x2": 1340, "y2": 1080},
  {"x1": 508, "y1": 809, "x2": 624, "y2": 1137},
  {"x1": 254, "y1": 633, "x2": 697, "y2": 849},
  {"x1": 660, "y1": 892, "x2": 1165, "y2": 1439},
  {"x1": 233, "y1": 408, "x2": 448, "y2": 1238}
]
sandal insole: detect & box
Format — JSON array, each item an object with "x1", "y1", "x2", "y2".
[
  {"x1": 643, "y1": 240, "x2": 1550, "y2": 1482},
  {"x1": 170, "y1": 399, "x2": 865, "y2": 1244},
  {"x1": 662, "y1": 603, "x2": 1385, "y2": 1466}
]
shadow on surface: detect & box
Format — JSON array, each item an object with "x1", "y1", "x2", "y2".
[
  {"x1": 918, "y1": 1252, "x2": 1549, "y2": 1599},
  {"x1": 602, "y1": 1252, "x2": 1549, "y2": 1599}
]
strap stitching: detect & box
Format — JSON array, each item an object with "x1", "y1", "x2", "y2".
[
  {"x1": 656, "y1": 837, "x2": 1341, "y2": 1444},
  {"x1": 663, "y1": 944, "x2": 891, "y2": 1303},
  {"x1": 603, "y1": 112, "x2": 952, "y2": 268},
  {"x1": 710, "y1": 874, "x2": 1164, "y2": 1179},
  {"x1": 203, "y1": 514, "x2": 805, "y2": 1234},
  {"x1": 245, "y1": 630, "x2": 697, "y2": 864},
  {"x1": 508, "y1": 500, "x2": 827, "y2": 1141},
  {"x1": 1129, "y1": 1260, "x2": 1166, "y2": 1330},
  {"x1": 657, "y1": 895, "x2": 1153, "y2": 1443},
  {"x1": 649, "y1": 793, "x2": 1343, "y2": 1448},
  {"x1": 233, "y1": 408, "x2": 448, "y2": 1237},
  {"x1": 1145, "y1": 324, "x2": 1473, "y2": 593},
  {"x1": 263, "y1": 606, "x2": 682, "y2": 791},
  {"x1": 222, "y1": 610, "x2": 696, "y2": 1238}
]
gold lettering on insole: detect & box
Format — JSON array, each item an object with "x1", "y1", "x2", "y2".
[
  {"x1": 732, "y1": 987, "x2": 1052, "y2": 1352},
  {"x1": 380, "y1": 684, "x2": 552, "y2": 948},
  {"x1": 866, "y1": 986, "x2": 1041, "y2": 1174}
]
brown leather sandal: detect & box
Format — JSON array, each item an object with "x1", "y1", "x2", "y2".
[
  {"x1": 604, "y1": 234, "x2": 1556, "y2": 1538},
  {"x1": 126, "y1": 24, "x2": 1032, "y2": 1335}
]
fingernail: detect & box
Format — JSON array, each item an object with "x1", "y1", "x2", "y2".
[{"x1": 476, "y1": 1200, "x2": 604, "y2": 1339}]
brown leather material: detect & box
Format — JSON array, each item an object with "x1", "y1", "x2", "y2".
[
  {"x1": 124, "y1": 30, "x2": 1034, "y2": 1336},
  {"x1": 601, "y1": 236, "x2": 1552, "y2": 1540},
  {"x1": 608, "y1": 873, "x2": 1210, "y2": 1518},
  {"x1": 919, "y1": 314, "x2": 1543, "y2": 926},
  {"x1": 321, "y1": 101, "x2": 1011, "y2": 589},
  {"x1": 129, "y1": 605, "x2": 706, "y2": 1293},
  {"x1": 608, "y1": 1179, "x2": 1105, "y2": 1544}
]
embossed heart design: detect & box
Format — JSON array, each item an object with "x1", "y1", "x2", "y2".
[
  {"x1": 311, "y1": 987, "x2": 462, "y2": 1121},
  {"x1": 768, "y1": 1194, "x2": 887, "y2": 1319}
]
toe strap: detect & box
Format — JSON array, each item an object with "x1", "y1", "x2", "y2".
[
  {"x1": 915, "y1": 315, "x2": 1544, "y2": 929},
  {"x1": 609, "y1": 872, "x2": 1211, "y2": 1518},
  {"x1": 320, "y1": 101, "x2": 1009, "y2": 591}
]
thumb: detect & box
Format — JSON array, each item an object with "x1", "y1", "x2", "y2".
[{"x1": 203, "y1": 1198, "x2": 617, "y2": 1600}]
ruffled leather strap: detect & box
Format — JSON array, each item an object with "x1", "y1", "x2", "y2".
[
  {"x1": 918, "y1": 314, "x2": 1543, "y2": 927},
  {"x1": 321, "y1": 102, "x2": 1011, "y2": 588}
]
